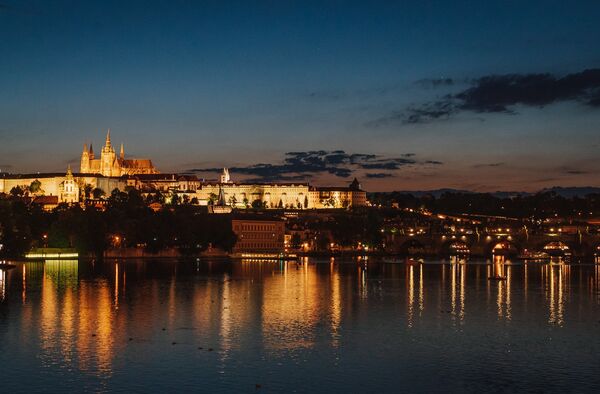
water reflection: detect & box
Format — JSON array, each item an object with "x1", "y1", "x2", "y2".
[
  {"x1": 544, "y1": 263, "x2": 570, "y2": 326},
  {"x1": 0, "y1": 269, "x2": 5, "y2": 302},
  {"x1": 1, "y1": 258, "x2": 600, "y2": 392}
]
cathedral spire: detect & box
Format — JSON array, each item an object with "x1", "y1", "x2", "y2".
[
  {"x1": 83, "y1": 143, "x2": 88, "y2": 153},
  {"x1": 89, "y1": 143, "x2": 94, "y2": 158},
  {"x1": 105, "y1": 128, "x2": 111, "y2": 147},
  {"x1": 120, "y1": 143, "x2": 124, "y2": 160},
  {"x1": 66, "y1": 164, "x2": 73, "y2": 177}
]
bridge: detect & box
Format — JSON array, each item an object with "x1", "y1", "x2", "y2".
[{"x1": 386, "y1": 231, "x2": 600, "y2": 257}]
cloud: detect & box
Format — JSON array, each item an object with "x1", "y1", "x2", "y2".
[
  {"x1": 565, "y1": 170, "x2": 587, "y2": 175},
  {"x1": 415, "y1": 78, "x2": 454, "y2": 88},
  {"x1": 187, "y1": 150, "x2": 440, "y2": 182},
  {"x1": 370, "y1": 68, "x2": 600, "y2": 125},
  {"x1": 365, "y1": 173, "x2": 394, "y2": 178},
  {"x1": 473, "y1": 162, "x2": 505, "y2": 168}
]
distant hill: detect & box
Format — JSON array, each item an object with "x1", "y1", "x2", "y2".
[
  {"x1": 540, "y1": 187, "x2": 600, "y2": 198},
  {"x1": 379, "y1": 186, "x2": 600, "y2": 199}
]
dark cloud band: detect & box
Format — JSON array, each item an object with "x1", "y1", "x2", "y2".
[
  {"x1": 187, "y1": 151, "x2": 441, "y2": 182},
  {"x1": 370, "y1": 68, "x2": 600, "y2": 125}
]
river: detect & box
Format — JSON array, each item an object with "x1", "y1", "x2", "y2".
[{"x1": 1, "y1": 257, "x2": 599, "y2": 393}]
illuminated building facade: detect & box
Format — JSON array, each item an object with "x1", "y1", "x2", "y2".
[
  {"x1": 0, "y1": 169, "x2": 126, "y2": 203},
  {"x1": 196, "y1": 169, "x2": 367, "y2": 209},
  {"x1": 232, "y1": 218, "x2": 285, "y2": 253},
  {"x1": 80, "y1": 130, "x2": 158, "y2": 177}
]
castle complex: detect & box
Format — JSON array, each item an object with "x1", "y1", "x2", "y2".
[
  {"x1": 80, "y1": 130, "x2": 158, "y2": 177},
  {"x1": 1, "y1": 131, "x2": 368, "y2": 209}
]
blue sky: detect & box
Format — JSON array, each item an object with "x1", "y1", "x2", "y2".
[{"x1": 1, "y1": 0, "x2": 599, "y2": 191}]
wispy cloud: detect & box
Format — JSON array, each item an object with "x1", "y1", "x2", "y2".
[
  {"x1": 369, "y1": 68, "x2": 600, "y2": 125},
  {"x1": 187, "y1": 150, "x2": 441, "y2": 182},
  {"x1": 365, "y1": 173, "x2": 394, "y2": 179},
  {"x1": 473, "y1": 162, "x2": 505, "y2": 168}
]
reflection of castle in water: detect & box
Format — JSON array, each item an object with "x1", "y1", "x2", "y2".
[{"x1": 3, "y1": 257, "x2": 600, "y2": 380}]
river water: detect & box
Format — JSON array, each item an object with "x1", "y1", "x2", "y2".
[{"x1": 1, "y1": 257, "x2": 599, "y2": 393}]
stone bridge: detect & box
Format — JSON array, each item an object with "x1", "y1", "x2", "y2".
[{"x1": 386, "y1": 232, "x2": 600, "y2": 257}]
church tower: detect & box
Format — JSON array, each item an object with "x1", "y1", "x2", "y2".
[
  {"x1": 79, "y1": 130, "x2": 157, "y2": 176},
  {"x1": 100, "y1": 129, "x2": 119, "y2": 176},
  {"x1": 220, "y1": 168, "x2": 231, "y2": 183},
  {"x1": 80, "y1": 143, "x2": 89, "y2": 173},
  {"x1": 60, "y1": 165, "x2": 79, "y2": 204}
]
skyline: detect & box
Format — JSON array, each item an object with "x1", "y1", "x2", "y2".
[{"x1": 2, "y1": 1, "x2": 600, "y2": 191}]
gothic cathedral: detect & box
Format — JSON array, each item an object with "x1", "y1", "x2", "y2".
[{"x1": 80, "y1": 130, "x2": 159, "y2": 177}]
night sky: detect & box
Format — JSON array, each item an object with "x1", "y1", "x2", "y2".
[{"x1": 1, "y1": 1, "x2": 599, "y2": 191}]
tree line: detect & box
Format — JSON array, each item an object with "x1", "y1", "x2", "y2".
[{"x1": 0, "y1": 188, "x2": 236, "y2": 258}]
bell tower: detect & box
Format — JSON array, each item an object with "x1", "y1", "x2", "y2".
[
  {"x1": 80, "y1": 143, "x2": 89, "y2": 173},
  {"x1": 100, "y1": 129, "x2": 118, "y2": 176}
]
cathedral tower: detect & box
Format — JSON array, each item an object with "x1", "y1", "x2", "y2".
[
  {"x1": 79, "y1": 130, "x2": 158, "y2": 176},
  {"x1": 100, "y1": 129, "x2": 118, "y2": 176},
  {"x1": 80, "y1": 143, "x2": 89, "y2": 173}
]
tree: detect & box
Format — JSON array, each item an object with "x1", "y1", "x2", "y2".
[
  {"x1": 290, "y1": 233, "x2": 302, "y2": 248},
  {"x1": 208, "y1": 193, "x2": 218, "y2": 205},
  {"x1": 83, "y1": 183, "x2": 94, "y2": 199},
  {"x1": 29, "y1": 180, "x2": 42, "y2": 194},
  {"x1": 92, "y1": 188, "x2": 105, "y2": 199},
  {"x1": 341, "y1": 197, "x2": 350, "y2": 209},
  {"x1": 169, "y1": 193, "x2": 181, "y2": 205},
  {"x1": 278, "y1": 199, "x2": 283, "y2": 209},
  {"x1": 228, "y1": 195, "x2": 237, "y2": 207},
  {"x1": 242, "y1": 197, "x2": 249, "y2": 208},
  {"x1": 251, "y1": 199, "x2": 263, "y2": 209},
  {"x1": 9, "y1": 186, "x2": 24, "y2": 197},
  {"x1": 304, "y1": 195, "x2": 309, "y2": 209},
  {"x1": 323, "y1": 197, "x2": 336, "y2": 208}
]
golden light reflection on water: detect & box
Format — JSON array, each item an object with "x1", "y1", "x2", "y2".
[
  {"x1": 330, "y1": 261, "x2": 341, "y2": 347},
  {"x1": 544, "y1": 263, "x2": 570, "y2": 326},
  {"x1": 0, "y1": 269, "x2": 5, "y2": 302},
  {"x1": 407, "y1": 264, "x2": 414, "y2": 327},
  {"x1": 448, "y1": 262, "x2": 466, "y2": 324},
  {"x1": 3, "y1": 256, "x2": 600, "y2": 383},
  {"x1": 262, "y1": 261, "x2": 320, "y2": 351}
]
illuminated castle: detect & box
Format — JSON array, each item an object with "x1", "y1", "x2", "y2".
[{"x1": 80, "y1": 130, "x2": 159, "y2": 177}]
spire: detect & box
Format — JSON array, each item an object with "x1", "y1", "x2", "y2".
[
  {"x1": 217, "y1": 186, "x2": 227, "y2": 206},
  {"x1": 83, "y1": 143, "x2": 88, "y2": 153},
  {"x1": 220, "y1": 167, "x2": 231, "y2": 183},
  {"x1": 105, "y1": 128, "x2": 111, "y2": 147},
  {"x1": 66, "y1": 164, "x2": 73, "y2": 177},
  {"x1": 120, "y1": 143, "x2": 124, "y2": 160},
  {"x1": 349, "y1": 177, "x2": 361, "y2": 191},
  {"x1": 89, "y1": 143, "x2": 94, "y2": 158}
]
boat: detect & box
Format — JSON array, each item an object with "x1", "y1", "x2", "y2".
[
  {"x1": 518, "y1": 251, "x2": 550, "y2": 261},
  {"x1": 229, "y1": 252, "x2": 299, "y2": 261}
]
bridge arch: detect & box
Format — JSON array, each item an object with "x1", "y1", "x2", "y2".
[
  {"x1": 541, "y1": 241, "x2": 571, "y2": 256},
  {"x1": 441, "y1": 240, "x2": 470, "y2": 256},
  {"x1": 398, "y1": 238, "x2": 426, "y2": 256},
  {"x1": 489, "y1": 239, "x2": 521, "y2": 256}
]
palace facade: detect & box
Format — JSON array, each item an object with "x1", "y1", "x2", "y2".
[
  {"x1": 80, "y1": 130, "x2": 158, "y2": 177},
  {"x1": 0, "y1": 167, "x2": 126, "y2": 206},
  {"x1": 196, "y1": 169, "x2": 367, "y2": 209}
]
